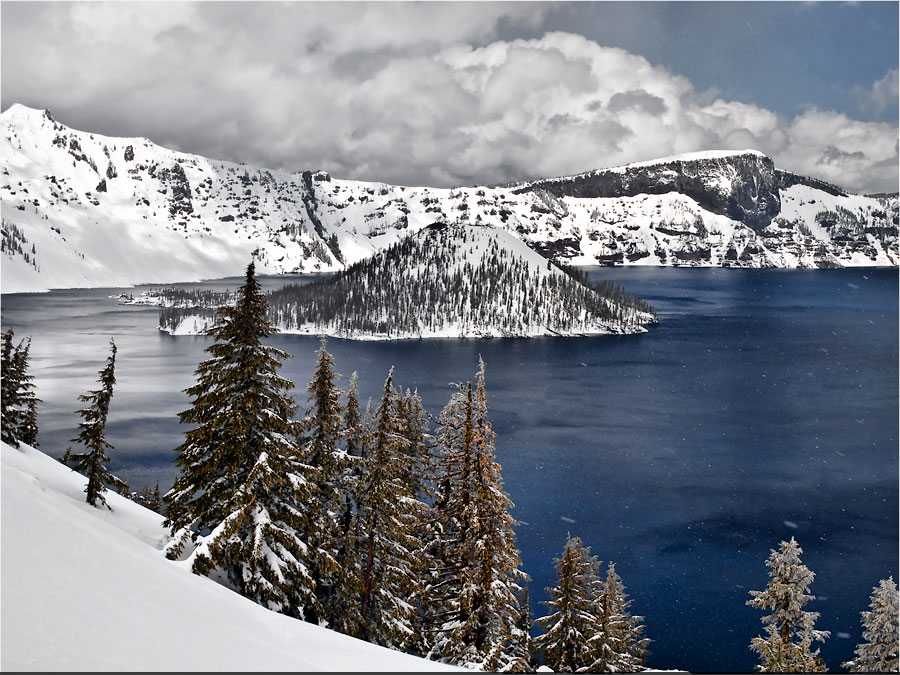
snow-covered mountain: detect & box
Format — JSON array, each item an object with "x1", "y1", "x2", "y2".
[
  {"x1": 155, "y1": 223, "x2": 658, "y2": 339},
  {"x1": 0, "y1": 440, "x2": 462, "y2": 671},
  {"x1": 1, "y1": 104, "x2": 896, "y2": 293}
]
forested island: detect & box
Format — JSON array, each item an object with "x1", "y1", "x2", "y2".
[{"x1": 152, "y1": 224, "x2": 657, "y2": 339}]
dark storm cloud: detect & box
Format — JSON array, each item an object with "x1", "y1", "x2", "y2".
[
  {"x1": 819, "y1": 145, "x2": 867, "y2": 165},
  {"x1": 607, "y1": 90, "x2": 668, "y2": 116},
  {"x1": 1, "y1": 2, "x2": 897, "y2": 193}
]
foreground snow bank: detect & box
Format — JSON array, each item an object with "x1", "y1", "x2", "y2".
[{"x1": 0, "y1": 441, "x2": 460, "y2": 672}]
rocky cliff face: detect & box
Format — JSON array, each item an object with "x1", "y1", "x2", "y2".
[
  {"x1": 515, "y1": 150, "x2": 783, "y2": 232},
  {"x1": 1, "y1": 105, "x2": 896, "y2": 292}
]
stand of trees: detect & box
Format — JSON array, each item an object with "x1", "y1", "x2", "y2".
[
  {"x1": 161, "y1": 263, "x2": 537, "y2": 668},
  {"x1": 535, "y1": 535, "x2": 648, "y2": 672}
]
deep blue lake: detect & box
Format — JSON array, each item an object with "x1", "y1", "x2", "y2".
[{"x1": 2, "y1": 267, "x2": 897, "y2": 672}]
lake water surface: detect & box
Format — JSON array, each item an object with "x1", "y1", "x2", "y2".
[{"x1": 2, "y1": 267, "x2": 897, "y2": 672}]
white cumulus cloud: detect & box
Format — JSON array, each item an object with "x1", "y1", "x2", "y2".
[{"x1": 1, "y1": 2, "x2": 896, "y2": 193}]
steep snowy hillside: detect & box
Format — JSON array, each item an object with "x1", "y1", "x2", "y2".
[
  {"x1": 156, "y1": 224, "x2": 657, "y2": 339},
  {"x1": 1, "y1": 104, "x2": 896, "y2": 293},
  {"x1": 0, "y1": 441, "x2": 461, "y2": 671}
]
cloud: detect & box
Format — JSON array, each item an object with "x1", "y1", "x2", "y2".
[
  {"x1": 778, "y1": 109, "x2": 899, "y2": 194},
  {"x1": 607, "y1": 90, "x2": 668, "y2": 116},
  {"x1": 853, "y1": 68, "x2": 899, "y2": 120},
  {"x1": 1, "y1": 3, "x2": 896, "y2": 194}
]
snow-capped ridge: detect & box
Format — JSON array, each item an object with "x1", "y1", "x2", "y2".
[
  {"x1": 2, "y1": 104, "x2": 896, "y2": 294},
  {"x1": 519, "y1": 149, "x2": 770, "y2": 185}
]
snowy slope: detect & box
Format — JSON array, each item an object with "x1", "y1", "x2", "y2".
[
  {"x1": 2, "y1": 104, "x2": 896, "y2": 294},
  {"x1": 0, "y1": 441, "x2": 462, "y2": 672}
]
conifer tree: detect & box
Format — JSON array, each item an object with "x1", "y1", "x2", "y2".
[
  {"x1": 419, "y1": 383, "x2": 470, "y2": 660},
  {"x1": 299, "y1": 336, "x2": 349, "y2": 624},
  {"x1": 397, "y1": 386, "x2": 435, "y2": 658},
  {"x1": 843, "y1": 577, "x2": 899, "y2": 673},
  {"x1": 428, "y1": 358, "x2": 528, "y2": 671},
  {"x1": 535, "y1": 535, "x2": 603, "y2": 672},
  {"x1": 62, "y1": 339, "x2": 127, "y2": 508},
  {"x1": 302, "y1": 335, "x2": 345, "y2": 511},
  {"x1": 398, "y1": 388, "x2": 432, "y2": 500},
  {"x1": 747, "y1": 537, "x2": 830, "y2": 672},
  {"x1": 1, "y1": 329, "x2": 40, "y2": 448},
  {"x1": 344, "y1": 371, "x2": 363, "y2": 459},
  {"x1": 510, "y1": 585, "x2": 538, "y2": 672},
  {"x1": 163, "y1": 262, "x2": 331, "y2": 620},
  {"x1": 587, "y1": 562, "x2": 649, "y2": 673},
  {"x1": 352, "y1": 368, "x2": 422, "y2": 649},
  {"x1": 322, "y1": 371, "x2": 367, "y2": 637},
  {"x1": 2, "y1": 329, "x2": 20, "y2": 445},
  {"x1": 132, "y1": 482, "x2": 162, "y2": 513}
]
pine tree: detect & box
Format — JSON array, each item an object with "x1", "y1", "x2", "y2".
[
  {"x1": 322, "y1": 370, "x2": 367, "y2": 637},
  {"x1": 301, "y1": 335, "x2": 345, "y2": 512},
  {"x1": 352, "y1": 368, "x2": 422, "y2": 650},
  {"x1": 510, "y1": 584, "x2": 538, "y2": 672},
  {"x1": 298, "y1": 335, "x2": 349, "y2": 625},
  {"x1": 163, "y1": 262, "x2": 330, "y2": 620},
  {"x1": 535, "y1": 535, "x2": 603, "y2": 672},
  {"x1": 1, "y1": 329, "x2": 17, "y2": 444},
  {"x1": 747, "y1": 537, "x2": 830, "y2": 672},
  {"x1": 419, "y1": 383, "x2": 470, "y2": 661},
  {"x1": 587, "y1": 562, "x2": 649, "y2": 673},
  {"x1": 396, "y1": 386, "x2": 435, "y2": 657},
  {"x1": 843, "y1": 577, "x2": 899, "y2": 672},
  {"x1": 436, "y1": 358, "x2": 529, "y2": 671},
  {"x1": 344, "y1": 371, "x2": 363, "y2": 458},
  {"x1": 397, "y1": 387, "x2": 432, "y2": 501},
  {"x1": 1, "y1": 329, "x2": 40, "y2": 448},
  {"x1": 62, "y1": 339, "x2": 127, "y2": 508}
]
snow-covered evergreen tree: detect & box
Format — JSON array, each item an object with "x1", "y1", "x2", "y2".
[
  {"x1": 298, "y1": 336, "x2": 350, "y2": 624},
  {"x1": 324, "y1": 369, "x2": 365, "y2": 637},
  {"x1": 163, "y1": 262, "x2": 331, "y2": 621},
  {"x1": 843, "y1": 577, "x2": 899, "y2": 673},
  {"x1": 397, "y1": 387, "x2": 432, "y2": 502},
  {"x1": 587, "y1": 561, "x2": 649, "y2": 673},
  {"x1": 428, "y1": 359, "x2": 529, "y2": 671},
  {"x1": 352, "y1": 368, "x2": 421, "y2": 649},
  {"x1": 62, "y1": 339, "x2": 127, "y2": 508},
  {"x1": 396, "y1": 386, "x2": 436, "y2": 658},
  {"x1": 747, "y1": 537, "x2": 830, "y2": 672},
  {"x1": 418, "y1": 382, "x2": 470, "y2": 661},
  {"x1": 1, "y1": 328, "x2": 40, "y2": 448},
  {"x1": 509, "y1": 585, "x2": 538, "y2": 672},
  {"x1": 344, "y1": 371, "x2": 363, "y2": 459},
  {"x1": 301, "y1": 336, "x2": 345, "y2": 518},
  {"x1": 535, "y1": 535, "x2": 603, "y2": 672}
]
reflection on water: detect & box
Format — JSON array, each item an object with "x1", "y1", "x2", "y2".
[{"x1": 2, "y1": 267, "x2": 897, "y2": 672}]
